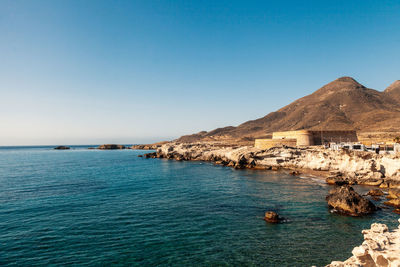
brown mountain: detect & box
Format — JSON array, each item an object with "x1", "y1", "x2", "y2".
[
  {"x1": 385, "y1": 80, "x2": 400, "y2": 103},
  {"x1": 177, "y1": 77, "x2": 400, "y2": 143}
]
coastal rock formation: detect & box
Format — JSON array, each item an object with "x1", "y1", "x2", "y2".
[
  {"x1": 384, "y1": 199, "x2": 400, "y2": 208},
  {"x1": 367, "y1": 189, "x2": 384, "y2": 196},
  {"x1": 150, "y1": 143, "x2": 400, "y2": 185},
  {"x1": 326, "y1": 186, "x2": 376, "y2": 216},
  {"x1": 383, "y1": 188, "x2": 400, "y2": 209},
  {"x1": 327, "y1": 219, "x2": 400, "y2": 267},
  {"x1": 97, "y1": 144, "x2": 126, "y2": 150},
  {"x1": 54, "y1": 146, "x2": 70, "y2": 150},
  {"x1": 131, "y1": 141, "x2": 169, "y2": 150},
  {"x1": 387, "y1": 189, "x2": 400, "y2": 199}
]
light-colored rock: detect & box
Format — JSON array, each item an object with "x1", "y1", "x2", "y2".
[
  {"x1": 384, "y1": 199, "x2": 400, "y2": 208},
  {"x1": 327, "y1": 219, "x2": 400, "y2": 267},
  {"x1": 388, "y1": 189, "x2": 400, "y2": 199},
  {"x1": 367, "y1": 189, "x2": 384, "y2": 196},
  {"x1": 153, "y1": 142, "x2": 400, "y2": 183}
]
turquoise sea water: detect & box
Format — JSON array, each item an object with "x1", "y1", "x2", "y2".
[{"x1": 0, "y1": 146, "x2": 398, "y2": 266}]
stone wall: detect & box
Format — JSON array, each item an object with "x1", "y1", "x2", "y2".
[
  {"x1": 273, "y1": 130, "x2": 313, "y2": 146},
  {"x1": 254, "y1": 138, "x2": 297, "y2": 149},
  {"x1": 255, "y1": 130, "x2": 358, "y2": 148},
  {"x1": 272, "y1": 130, "x2": 358, "y2": 146},
  {"x1": 311, "y1": 130, "x2": 358, "y2": 145}
]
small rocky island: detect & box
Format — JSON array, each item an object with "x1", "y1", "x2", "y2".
[
  {"x1": 97, "y1": 144, "x2": 126, "y2": 150},
  {"x1": 54, "y1": 146, "x2": 70, "y2": 150}
]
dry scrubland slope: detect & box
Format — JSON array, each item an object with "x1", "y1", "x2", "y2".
[{"x1": 178, "y1": 77, "x2": 400, "y2": 143}]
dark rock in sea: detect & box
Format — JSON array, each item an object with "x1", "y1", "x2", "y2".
[
  {"x1": 144, "y1": 152, "x2": 157, "y2": 158},
  {"x1": 54, "y1": 146, "x2": 70, "y2": 150},
  {"x1": 138, "y1": 155, "x2": 143, "y2": 157},
  {"x1": 290, "y1": 170, "x2": 300, "y2": 176},
  {"x1": 367, "y1": 189, "x2": 384, "y2": 197},
  {"x1": 88, "y1": 147, "x2": 95, "y2": 150},
  {"x1": 326, "y1": 186, "x2": 376, "y2": 216},
  {"x1": 264, "y1": 211, "x2": 284, "y2": 223},
  {"x1": 97, "y1": 144, "x2": 126, "y2": 150}
]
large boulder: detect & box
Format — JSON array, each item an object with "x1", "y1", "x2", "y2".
[{"x1": 326, "y1": 186, "x2": 376, "y2": 216}]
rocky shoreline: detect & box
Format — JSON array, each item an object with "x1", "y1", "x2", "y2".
[
  {"x1": 327, "y1": 219, "x2": 400, "y2": 267},
  {"x1": 144, "y1": 142, "x2": 400, "y2": 189}
]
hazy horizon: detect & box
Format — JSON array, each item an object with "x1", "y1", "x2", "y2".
[{"x1": 1, "y1": 0, "x2": 400, "y2": 146}]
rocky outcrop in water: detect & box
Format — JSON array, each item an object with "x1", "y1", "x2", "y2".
[
  {"x1": 54, "y1": 146, "x2": 70, "y2": 150},
  {"x1": 131, "y1": 141, "x2": 169, "y2": 150},
  {"x1": 97, "y1": 144, "x2": 126, "y2": 150},
  {"x1": 148, "y1": 143, "x2": 400, "y2": 186},
  {"x1": 264, "y1": 211, "x2": 283, "y2": 223},
  {"x1": 326, "y1": 186, "x2": 376, "y2": 216},
  {"x1": 327, "y1": 219, "x2": 400, "y2": 267}
]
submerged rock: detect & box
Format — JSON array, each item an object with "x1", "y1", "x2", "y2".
[
  {"x1": 54, "y1": 146, "x2": 70, "y2": 150},
  {"x1": 326, "y1": 186, "x2": 376, "y2": 216}
]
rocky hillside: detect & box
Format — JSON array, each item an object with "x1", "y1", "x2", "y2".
[
  {"x1": 385, "y1": 80, "x2": 400, "y2": 103},
  {"x1": 178, "y1": 77, "x2": 400, "y2": 143}
]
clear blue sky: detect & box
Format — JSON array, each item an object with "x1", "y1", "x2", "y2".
[{"x1": 1, "y1": 0, "x2": 399, "y2": 145}]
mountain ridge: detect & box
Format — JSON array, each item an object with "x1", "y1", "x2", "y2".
[{"x1": 177, "y1": 77, "x2": 400, "y2": 143}]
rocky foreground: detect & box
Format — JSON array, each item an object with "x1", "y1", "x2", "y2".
[
  {"x1": 327, "y1": 219, "x2": 400, "y2": 267},
  {"x1": 146, "y1": 142, "x2": 400, "y2": 188}
]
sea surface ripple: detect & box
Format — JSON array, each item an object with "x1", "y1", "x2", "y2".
[{"x1": 0, "y1": 146, "x2": 398, "y2": 266}]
